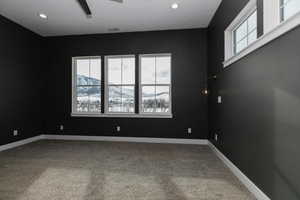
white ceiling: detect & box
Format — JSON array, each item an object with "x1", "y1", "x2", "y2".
[{"x1": 0, "y1": 0, "x2": 222, "y2": 36}]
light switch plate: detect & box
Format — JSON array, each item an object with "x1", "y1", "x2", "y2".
[{"x1": 218, "y1": 96, "x2": 222, "y2": 104}]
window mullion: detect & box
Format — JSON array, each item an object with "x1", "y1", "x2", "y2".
[
  {"x1": 154, "y1": 57, "x2": 157, "y2": 113},
  {"x1": 88, "y1": 58, "x2": 91, "y2": 112}
]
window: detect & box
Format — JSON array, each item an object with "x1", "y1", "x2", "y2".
[
  {"x1": 140, "y1": 54, "x2": 172, "y2": 115},
  {"x1": 224, "y1": 0, "x2": 257, "y2": 63},
  {"x1": 105, "y1": 55, "x2": 135, "y2": 113},
  {"x1": 72, "y1": 54, "x2": 172, "y2": 118},
  {"x1": 280, "y1": 0, "x2": 300, "y2": 21},
  {"x1": 233, "y1": 10, "x2": 257, "y2": 54},
  {"x1": 224, "y1": 0, "x2": 300, "y2": 67},
  {"x1": 72, "y1": 57, "x2": 101, "y2": 114}
]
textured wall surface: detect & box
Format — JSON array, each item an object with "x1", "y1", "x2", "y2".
[
  {"x1": 208, "y1": 0, "x2": 300, "y2": 199},
  {"x1": 0, "y1": 15, "x2": 45, "y2": 145},
  {"x1": 44, "y1": 29, "x2": 208, "y2": 139}
]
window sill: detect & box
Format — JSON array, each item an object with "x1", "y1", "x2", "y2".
[
  {"x1": 223, "y1": 11, "x2": 300, "y2": 68},
  {"x1": 71, "y1": 113, "x2": 173, "y2": 119}
]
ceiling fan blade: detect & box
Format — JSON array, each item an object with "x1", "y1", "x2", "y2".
[
  {"x1": 77, "y1": 0, "x2": 92, "y2": 16},
  {"x1": 110, "y1": 0, "x2": 123, "y2": 3}
]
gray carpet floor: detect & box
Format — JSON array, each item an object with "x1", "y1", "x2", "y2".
[{"x1": 0, "y1": 140, "x2": 256, "y2": 200}]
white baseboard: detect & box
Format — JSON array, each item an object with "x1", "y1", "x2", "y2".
[
  {"x1": 208, "y1": 141, "x2": 270, "y2": 200},
  {"x1": 0, "y1": 135, "x2": 44, "y2": 152},
  {"x1": 42, "y1": 134, "x2": 208, "y2": 145}
]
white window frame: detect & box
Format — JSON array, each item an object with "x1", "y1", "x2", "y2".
[
  {"x1": 264, "y1": 0, "x2": 281, "y2": 33},
  {"x1": 104, "y1": 55, "x2": 136, "y2": 116},
  {"x1": 71, "y1": 55, "x2": 173, "y2": 118},
  {"x1": 233, "y1": 9, "x2": 258, "y2": 55},
  {"x1": 139, "y1": 53, "x2": 172, "y2": 117},
  {"x1": 224, "y1": 0, "x2": 300, "y2": 67},
  {"x1": 71, "y1": 56, "x2": 102, "y2": 117},
  {"x1": 224, "y1": 0, "x2": 257, "y2": 62}
]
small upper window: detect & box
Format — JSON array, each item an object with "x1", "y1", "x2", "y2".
[
  {"x1": 224, "y1": 0, "x2": 257, "y2": 63},
  {"x1": 233, "y1": 10, "x2": 257, "y2": 54},
  {"x1": 280, "y1": 0, "x2": 300, "y2": 21}
]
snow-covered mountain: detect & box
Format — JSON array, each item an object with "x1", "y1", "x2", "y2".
[{"x1": 77, "y1": 75, "x2": 168, "y2": 98}]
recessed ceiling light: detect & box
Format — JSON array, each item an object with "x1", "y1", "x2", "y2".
[
  {"x1": 171, "y1": 3, "x2": 179, "y2": 9},
  {"x1": 38, "y1": 13, "x2": 48, "y2": 19}
]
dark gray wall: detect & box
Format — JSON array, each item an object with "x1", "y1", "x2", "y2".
[
  {"x1": 0, "y1": 15, "x2": 45, "y2": 145},
  {"x1": 208, "y1": 0, "x2": 300, "y2": 199},
  {"x1": 44, "y1": 29, "x2": 208, "y2": 139}
]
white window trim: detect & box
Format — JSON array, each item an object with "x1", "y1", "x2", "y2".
[
  {"x1": 104, "y1": 55, "x2": 136, "y2": 115},
  {"x1": 232, "y1": 9, "x2": 258, "y2": 55},
  {"x1": 71, "y1": 54, "x2": 173, "y2": 118},
  {"x1": 71, "y1": 56, "x2": 102, "y2": 116},
  {"x1": 263, "y1": 0, "x2": 281, "y2": 33},
  {"x1": 71, "y1": 113, "x2": 173, "y2": 118},
  {"x1": 139, "y1": 53, "x2": 173, "y2": 117},
  {"x1": 224, "y1": 0, "x2": 300, "y2": 68},
  {"x1": 224, "y1": 0, "x2": 257, "y2": 63}
]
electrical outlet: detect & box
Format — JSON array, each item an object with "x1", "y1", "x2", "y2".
[
  {"x1": 13, "y1": 130, "x2": 18, "y2": 136},
  {"x1": 188, "y1": 128, "x2": 192, "y2": 134},
  {"x1": 215, "y1": 133, "x2": 218, "y2": 141},
  {"x1": 116, "y1": 126, "x2": 121, "y2": 132},
  {"x1": 60, "y1": 125, "x2": 64, "y2": 131}
]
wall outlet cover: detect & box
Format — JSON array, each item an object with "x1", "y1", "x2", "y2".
[
  {"x1": 188, "y1": 128, "x2": 192, "y2": 134},
  {"x1": 13, "y1": 130, "x2": 18, "y2": 136}
]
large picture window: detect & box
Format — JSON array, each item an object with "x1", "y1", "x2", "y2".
[
  {"x1": 105, "y1": 55, "x2": 135, "y2": 113},
  {"x1": 72, "y1": 57, "x2": 101, "y2": 114},
  {"x1": 139, "y1": 54, "x2": 172, "y2": 115},
  {"x1": 72, "y1": 54, "x2": 172, "y2": 118}
]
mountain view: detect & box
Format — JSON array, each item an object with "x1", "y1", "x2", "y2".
[{"x1": 76, "y1": 75, "x2": 170, "y2": 113}]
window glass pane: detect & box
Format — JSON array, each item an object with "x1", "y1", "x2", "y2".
[
  {"x1": 76, "y1": 59, "x2": 89, "y2": 85},
  {"x1": 248, "y1": 11, "x2": 257, "y2": 32},
  {"x1": 76, "y1": 86, "x2": 101, "y2": 112},
  {"x1": 121, "y1": 86, "x2": 135, "y2": 113},
  {"x1": 142, "y1": 86, "x2": 156, "y2": 113},
  {"x1": 141, "y1": 57, "x2": 156, "y2": 84},
  {"x1": 108, "y1": 58, "x2": 122, "y2": 84},
  {"x1": 108, "y1": 86, "x2": 122, "y2": 112},
  {"x1": 88, "y1": 86, "x2": 101, "y2": 112},
  {"x1": 236, "y1": 38, "x2": 247, "y2": 53},
  {"x1": 156, "y1": 56, "x2": 171, "y2": 84},
  {"x1": 283, "y1": 0, "x2": 300, "y2": 20},
  {"x1": 122, "y1": 57, "x2": 135, "y2": 84},
  {"x1": 235, "y1": 21, "x2": 247, "y2": 42},
  {"x1": 248, "y1": 29, "x2": 257, "y2": 45},
  {"x1": 90, "y1": 58, "x2": 101, "y2": 85},
  {"x1": 156, "y1": 86, "x2": 170, "y2": 113},
  {"x1": 77, "y1": 86, "x2": 89, "y2": 112}
]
